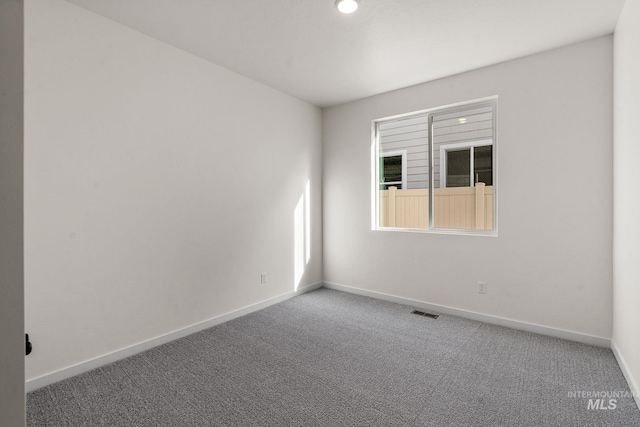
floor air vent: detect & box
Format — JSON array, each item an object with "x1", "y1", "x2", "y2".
[{"x1": 411, "y1": 310, "x2": 439, "y2": 319}]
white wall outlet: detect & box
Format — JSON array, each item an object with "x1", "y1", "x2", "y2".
[
  {"x1": 260, "y1": 273, "x2": 267, "y2": 284},
  {"x1": 478, "y1": 281, "x2": 487, "y2": 294}
]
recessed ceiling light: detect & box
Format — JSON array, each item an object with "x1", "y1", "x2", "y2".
[
  {"x1": 335, "y1": 0, "x2": 358, "y2": 14},
  {"x1": 458, "y1": 118, "x2": 467, "y2": 124}
]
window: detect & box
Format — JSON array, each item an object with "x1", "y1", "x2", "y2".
[
  {"x1": 374, "y1": 98, "x2": 497, "y2": 234},
  {"x1": 380, "y1": 150, "x2": 406, "y2": 190},
  {"x1": 440, "y1": 140, "x2": 493, "y2": 188}
]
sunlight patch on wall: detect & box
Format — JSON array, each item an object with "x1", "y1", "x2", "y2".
[
  {"x1": 294, "y1": 180, "x2": 311, "y2": 291},
  {"x1": 305, "y1": 180, "x2": 311, "y2": 265}
]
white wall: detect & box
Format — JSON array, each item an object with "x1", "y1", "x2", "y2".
[
  {"x1": 25, "y1": 0, "x2": 322, "y2": 382},
  {"x1": 0, "y1": 0, "x2": 25, "y2": 424},
  {"x1": 323, "y1": 36, "x2": 613, "y2": 339},
  {"x1": 613, "y1": 0, "x2": 640, "y2": 400}
]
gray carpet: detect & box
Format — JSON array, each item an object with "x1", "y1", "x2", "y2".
[{"x1": 27, "y1": 288, "x2": 640, "y2": 426}]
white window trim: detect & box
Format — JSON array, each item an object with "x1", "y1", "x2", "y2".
[
  {"x1": 380, "y1": 150, "x2": 407, "y2": 189},
  {"x1": 439, "y1": 139, "x2": 493, "y2": 188}
]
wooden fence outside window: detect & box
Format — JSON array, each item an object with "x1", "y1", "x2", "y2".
[{"x1": 379, "y1": 183, "x2": 493, "y2": 230}]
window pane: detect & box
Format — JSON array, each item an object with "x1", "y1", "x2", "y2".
[
  {"x1": 382, "y1": 155, "x2": 402, "y2": 183},
  {"x1": 446, "y1": 149, "x2": 470, "y2": 188},
  {"x1": 474, "y1": 145, "x2": 492, "y2": 185},
  {"x1": 377, "y1": 115, "x2": 429, "y2": 229},
  {"x1": 432, "y1": 104, "x2": 495, "y2": 231}
]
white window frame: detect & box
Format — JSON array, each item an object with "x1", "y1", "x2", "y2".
[
  {"x1": 440, "y1": 139, "x2": 493, "y2": 188},
  {"x1": 380, "y1": 150, "x2": 407, "y2": 189}
]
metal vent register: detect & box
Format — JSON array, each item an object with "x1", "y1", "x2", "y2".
[{"x1": 411, "y1": 310, "x2": 439, "y2": 319}]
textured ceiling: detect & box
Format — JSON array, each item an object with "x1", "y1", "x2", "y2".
[{"x1": 65, "y1": 0, "x2": 625, "y2": 107}]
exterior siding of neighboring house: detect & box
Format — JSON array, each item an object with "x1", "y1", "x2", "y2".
[{"x1": 379, "y1": 103, "x2": 494, "y2": 189}]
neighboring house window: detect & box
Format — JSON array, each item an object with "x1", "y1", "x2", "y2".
[
  {"x1": 440, "y1": 140, "x2": 493, "y2": 188},
  {"x1": 374, "y1": 98, "x2": 497, "y2": 234},
  {"x1": 380, "y1": 150, "x2": 407, "y2": 190}
]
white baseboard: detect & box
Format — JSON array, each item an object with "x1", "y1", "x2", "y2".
[
  {"x1": 322, "y1": 281, "x2": 611, "y2": 348},
  {"x1": 611, "y1": 339, "x2": 640, "y2": 410},
  {"x1": 26, "y1": 282, "x2": 322, "y2": 393}
]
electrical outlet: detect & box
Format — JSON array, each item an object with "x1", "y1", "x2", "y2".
[
  {"x1": 478, "y1": 281, "x2": 487, "y2": 294},
  {"x1": 261, "y1": 273, "x2": 267, "y2": 284}
]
